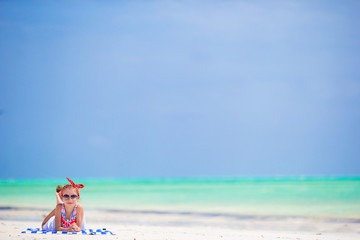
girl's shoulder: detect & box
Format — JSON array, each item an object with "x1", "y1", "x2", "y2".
[
  {"x1": 55, "y1": 203, "x2": 63, "y2": 212},
  {"x1": 76, "y1": 203, "x2": 84, "y2": 211}
]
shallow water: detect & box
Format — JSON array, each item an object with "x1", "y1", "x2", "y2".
[{"x1": 0, "y1": 177, "x2": 359, "y2": 218}]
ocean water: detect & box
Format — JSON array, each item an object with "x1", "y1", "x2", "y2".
[{"x1": 0, "y1": 177, "x2": 359, "y2": 218}]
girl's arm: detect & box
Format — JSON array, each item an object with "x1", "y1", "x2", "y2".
[
  {"x1": 54, "y1": 204, "x2": 72, "y2": 232},
  {"x1": 68, "y1": 204, "x2": 84, "y2": 232},
  {"x1": 74, "y1": 204, "x2": 84, "y2": 230},
  {"x1": 42, "y1": 208, "x2": 55, "y2": 228}
]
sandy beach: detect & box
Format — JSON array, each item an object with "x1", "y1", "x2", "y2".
[
  {"x1": 2, "y1": 0, "x2": 360, "y2": 238},
  {"x1": 1, "y1": 208, "x2": 359, "y2": 240}
]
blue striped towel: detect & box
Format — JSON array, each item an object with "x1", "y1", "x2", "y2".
[{"x1": 21, "y1": 228, "x2": 115, "y2": 235}]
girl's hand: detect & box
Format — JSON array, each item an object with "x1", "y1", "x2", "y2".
[
  {"x1": 70, "y1": 223, "x2": 81, "y2": 232},
  {"x1": 71, "y1": 226, "x2": 80, "y2": 232}
]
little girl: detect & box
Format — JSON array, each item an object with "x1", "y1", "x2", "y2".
[{"x1": 42, "y1": 178, "x2": 86, "y2": 232}]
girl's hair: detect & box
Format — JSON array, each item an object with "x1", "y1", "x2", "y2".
[
  {"x1": 56, "y1": 185, "x2": 62, "y2": 193},
  {"x1": 56, "y1": 184, "x2": 86, "y2": 192},
  {"x1": 58, "y1": 178, "x2": 86, "y2": 200}
]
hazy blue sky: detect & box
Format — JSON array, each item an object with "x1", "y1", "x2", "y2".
[{"x1": 0, "y1": 0, "x2": 359, "y2": 179}]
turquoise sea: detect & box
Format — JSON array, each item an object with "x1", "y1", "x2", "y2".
[{"x1": 0, "y1": 177, "x2": 359, "y2": 219}]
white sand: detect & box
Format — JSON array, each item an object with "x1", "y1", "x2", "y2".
[{"x1": 1, "y1": 208, "x2": 359, "y2": 240}]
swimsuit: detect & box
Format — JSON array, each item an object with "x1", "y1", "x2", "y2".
[
  {"x1": 61, "y1": 203, "x2": 77, "y2": 228},
  {"x1": 42, "y1": 203, "x2": 86, "y2": 231}
]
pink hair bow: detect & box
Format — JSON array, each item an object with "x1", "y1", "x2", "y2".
[{"x1": 66, "y1": 177, "x2": 84, "y2": 189}]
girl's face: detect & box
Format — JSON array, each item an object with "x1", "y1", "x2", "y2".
[{"x1": 61, "y1": 187, "x2": 79, "y2": 205}]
